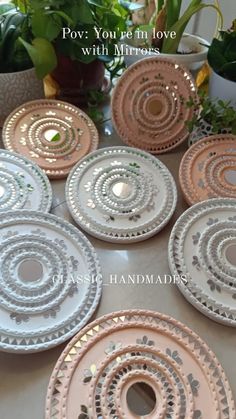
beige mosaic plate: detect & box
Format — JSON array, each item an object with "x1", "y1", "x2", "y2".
[
  {"x1": 2, "y1": 100, "x2": 99, "y2": 179},
  {"x1": 111, "y1": 57, "x2": 198, "y2": 154},
  {"x1": 180, "y1": 135, "x2": 236, "y2": 205},
  {"x1": 45, "y1": 310, "x2": 235, "y2": 419}
]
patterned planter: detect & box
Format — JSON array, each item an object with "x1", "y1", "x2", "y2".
[
  {"x1": 188, "y1": 119, "x2": 232, "y2": 147},
  {"x1": 0, "y1": 67, "x2": 44, "y2": 127}
]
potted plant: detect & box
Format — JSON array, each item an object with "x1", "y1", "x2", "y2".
[
  {"x1": 208, "y1": 20, "x2": 236, "y2": 109},
  {"x1": 17, "y1": 0, "x2": 142, "y2": 103},
  {"x1": 0, "y1": 3, "x2": 44, "y2": 126},
  {"x1": 185, "y1": 90, "x2": 236, "y2": 146},
  {"x1": 121, "y1": 0, "x2": 222, "y2": 74}
]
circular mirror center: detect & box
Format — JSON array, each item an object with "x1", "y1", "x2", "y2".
[
  {"x1": 112, "y1": 182, "x2": 132, "y2": 199},
  {"x1": 0, "y1": 185, "x2": 5, "y2": 198},
  {"x1": 224, "y1": 169, "x2": 236, "y2": 186},
  {"x1": 44, "y1": 129, "x2": 61, "y2": 143},
  {"x1": 225, "y1": 244, "x2": 236, "y2": 267},
  {"x1": 18, "y1": 259, "x2": 43, "y2": 283},
  {"x1": 148, "y1": 99, "x2": 162, "y2": 116},
  {"x1": 126, "y1": 382, "x2": 156, "y2": 416}
]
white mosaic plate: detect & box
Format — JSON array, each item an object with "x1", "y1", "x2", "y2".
[
  {"x1": 66, "y1": 147, "x2": 177, "y2": 243},
  {"x1": 0, "y1": 149, "x2": 52, "y2": 212},
  {"x1": 0, "y1": 211, "x2": 102, "y2": 353},
  {"x1": 169, "y1": 198, "x2": 236, "y2": 326}
]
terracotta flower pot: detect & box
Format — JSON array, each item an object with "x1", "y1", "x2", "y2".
[
  {"x1": 52, "y1": 55, "x2": 105, "y2": 104},
  {"x1": 0, "y1": 67, "x2": 44, "y2": 127}
]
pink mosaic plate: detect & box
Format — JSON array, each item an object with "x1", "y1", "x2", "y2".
[
  {"x1": 180, "y1": 134, "x2": 236, "y2": 205},
  {"x1": 111, "y1": 57, "x2": 198, "y2": 154},
  {"x1": 45, "y1": 310, "x2": 235, "y2": 419},
  {"x1": 2, "y1": 100, "x2": 99, "y2": 179}
]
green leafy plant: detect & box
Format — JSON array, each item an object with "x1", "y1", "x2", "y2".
[
  {"x1": 0, "y1": 3, "x2": 32, "y2": 72},
  {"x1": 11, "y1": 0, "x2": 143, "y2": 79},
  {"x1": 208, "y1": 20, "x2": 236, "y2": 82},
  {"x1": 186, "y1": 90, "x2": 236, "y2": 134},
  {"x1": 135, "y1": 0, "x2": 223, "y2": 53}
]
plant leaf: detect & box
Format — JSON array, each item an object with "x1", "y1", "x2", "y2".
[
  {"x1": 0, "y1": 3, "x2": 15, "y2": 15},
  {"x1": 19, "y1": 37, "x2": 57, "y2": 79},
  {"x1": 162, "y1": 2, "x2": 223, "y2": 53},
  {"x1": 166, "y1": 0, "x2": 182, "y2": 30},
  {"x1": 31, "y1": 10, "x2": 62, "y2": 41}
]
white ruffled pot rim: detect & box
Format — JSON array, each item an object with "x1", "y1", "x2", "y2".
[{"x1": 120, "y1": 33, "x2": 209, "y2": 73}]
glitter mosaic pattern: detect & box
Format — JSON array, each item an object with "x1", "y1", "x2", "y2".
[{"x1": 45, "y1": 310, "x2": 235, "y2": 419}]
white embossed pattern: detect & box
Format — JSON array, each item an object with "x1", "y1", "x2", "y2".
[
  {"x1": 0, "y1": 150, "x2": 52, "y2": 212},
  {"x1": 0, "y1": 211, "x2": 102, "y2": 353},
  {"x1": 169, "y1": 198, "x2": 236, "y2": 326},
  {"x1": 66, "y1": 147, "x2": 177, "y2": 243}
]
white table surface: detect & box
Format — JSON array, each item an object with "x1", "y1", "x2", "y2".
[{"x1": 0, "y1": 108, "x2": 235, "y2": 419}]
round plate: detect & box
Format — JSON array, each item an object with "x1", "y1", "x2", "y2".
[
  {"x1": 169, "y1": 198, "x2": 236, "y2": 326},
  {"x1": 2, "y1": 99, "x2": 99, "y2": 179},
  {"x1": 0, "y1": 149, "x2": 52, "y2": 212},
  {"x1": 66, "y1": 147, "x2": 177, "y2": 243},
  {"x1": 45, "y1": 310, "x2": 235, "y2": 419},
  {"x1": 111, "y1": 57, "x2": 198, "y2": 154},
  {"x1": 180, "y1": 135, "x2": 236, "y2": 205},
  {"x1": 0, "y1": 211, "x2": 102, "y2": 353}
]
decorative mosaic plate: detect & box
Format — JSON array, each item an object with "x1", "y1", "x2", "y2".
[
  {"x1": 66, "y1": 147, "x2": 177, "y2": 243},
  {"x1": 45, "y1": 310, "x2": 235, "y2": 419},
  {"x1": 0, "y1": 211, "x2": 102, "y2": 353},
  {"x1": 2, "y1": 100, "x2": 99, "y2": 179},
  {"x1": 180, "y1": 135, "x2": 236, "y2": 205},
  {"x1": 169, "y1": 198, "x2": 236, "y2": 326},
  {"x1": 111, "y1": 58, "x2": 198, "y2": 154},
  {"x1": 0, "y1": 149, "x2": 52, "y2": 213}
]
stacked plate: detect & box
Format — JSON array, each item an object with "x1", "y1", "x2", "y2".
[
  {"x1": 66, "y1": 147, "x2": 177, "y2": 243},
  {"x1": 45, "y1": 310, "x2": 235, "y2": 419},
  {"x1": 169, "y1": 198, "x2": 236, "y2": 326},
  {"x1": 2, "y1": 99, "x2": 99, "y2": 179}
]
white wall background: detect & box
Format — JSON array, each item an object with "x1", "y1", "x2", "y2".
[{"x1": 183, "y1": 0, "x2": 235, "y2": 41}]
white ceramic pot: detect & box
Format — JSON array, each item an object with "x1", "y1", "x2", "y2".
[
  {"x1": 120, "y1": 33, "x2": 209, "y2": 75},
  {"x1": 0, "y1": 67, "x2": 44, "y2": 126},
  {"x1": 209, "y1": 69, "x2": 236, "y2": 109}
]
